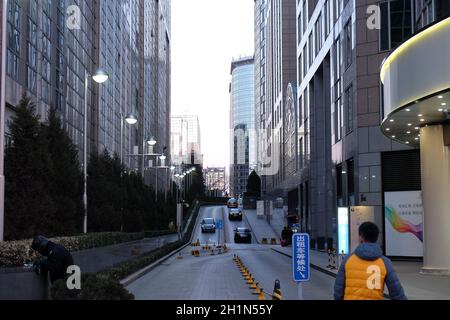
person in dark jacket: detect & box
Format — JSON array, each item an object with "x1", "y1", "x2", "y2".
[
  {"x1": 31, "y1": 235, "x2": 74, "y2": 283},
  {"x1": 334, "y1": 222, "x2": 407, "y2": 300}
]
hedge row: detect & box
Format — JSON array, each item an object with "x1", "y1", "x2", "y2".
[
  {"x1": 50, "y1": 201, "x2": 201, "y2": 300},
  {"x1": 0, "y1": 232, "x2": 145, "y2": 268},
  {"x1": 100, "y1": 201, "x2": 200, "y2": 281}
]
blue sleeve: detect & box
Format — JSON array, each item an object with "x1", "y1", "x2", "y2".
[
  {"x1": 334, "y1": 256, "x2": 348, "y2": 300},
  {"x1": 382, "y1": 256, "x2": 407, "y2": 300}
]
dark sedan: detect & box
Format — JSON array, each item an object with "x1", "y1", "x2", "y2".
[
  {"x1": 228, "y1": 208, "x2": 243, "y2": 221},
  {"x1": 234, "y1": 227, "x2": 252, "y2": 243}
]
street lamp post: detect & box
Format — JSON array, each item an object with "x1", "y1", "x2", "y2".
[
  {"x1": 83, "y1": 68, "x2": 109, "y2": 234},
  {"x1": 0, "y1": 0, "x2": 8, "y2": 241},
  {"x1": 119, "y1": 113, "x2": 137, "y2": 232}
]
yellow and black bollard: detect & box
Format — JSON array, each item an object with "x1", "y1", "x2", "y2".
[{"x1": 272, "y1": 280, "x2": 282, "y2": 300}]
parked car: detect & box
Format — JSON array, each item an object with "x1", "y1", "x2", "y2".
[
  {"x1": 227, "y1": 198, "x2": 238, "y2": 208},
  {"x1": 228, "y1": 208, "x2": 243, "y2": 221},
  {"x1": 201, "y1": 218, "x2": 216, "y2": 233},
  {"x1": 234, "y1": 227, "x2": 252, "y2": 243}
]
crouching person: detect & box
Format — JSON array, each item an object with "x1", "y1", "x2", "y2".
[
  {"x1": 334, "y1": 222, "x2": 407, "y2": 300},
  {"x1": 31, "y1": 235, "x2": 74, "y2": 284}
]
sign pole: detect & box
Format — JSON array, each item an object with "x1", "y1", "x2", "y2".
[
  {"x1": 298, "y1": 282, "x2": 304, "y2": 300},
  {"x1": 293, "y1": 233, "x2": 310, "y2": 300}
]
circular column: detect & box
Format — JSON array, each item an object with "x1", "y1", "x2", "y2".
[{"x1": 420, "y1": 124, "x2": 450, "y2": 275}]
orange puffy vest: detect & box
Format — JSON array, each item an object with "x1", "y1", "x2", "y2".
[{"x1": 344, "y1": 254, "x2": 387, "y2": 300}]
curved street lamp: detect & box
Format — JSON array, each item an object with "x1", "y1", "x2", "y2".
[
  {"x1": 92, "y1": 68, "x2": 109, "y2": 84},
  {"x1": 125, "y1": 113, "x2": 138, "y2": 125},
  {"x1": 148, "y1": 136, "x2": 157, "y2": 146},
  {"x1": 84, "y1": 67, "x2": 109, "y2": 234}
]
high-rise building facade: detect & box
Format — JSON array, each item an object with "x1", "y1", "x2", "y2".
[
  {"x1": 229, "y1": 56, "x2": 255, "y2": 197},
  {"x1": 204, "y1": 167, "x2": 226, "y2": 196},
  {"x1": 284, "y1": 0, "x2": 450, "y2": 251},
  {"x1": 5, "y1": 0, "x2": 99, "y2": 163},
  {"x1": 170, "y1": 114, "x2": 202, "y2": 166},
  {"x1": 3, "y1": 0, "x2": 171, "y2": 189},
  {"x1": 254, "y1": 0, "x2": 297, "y2": 198}
]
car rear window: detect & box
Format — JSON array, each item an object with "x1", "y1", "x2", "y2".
[
  {"x1": 204, "y1": 218, "x2": 214, "y2": 224},
  {"x1": 237, "y1": 228, "x2": 250, "y2": 233}
]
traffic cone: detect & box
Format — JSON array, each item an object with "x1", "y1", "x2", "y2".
[
  {"x1": 246, "y1": 277, "x2": 254, "y2": 285},
  {"x1": 272, "y1": 280, "x2": 282, "y2": 300}
]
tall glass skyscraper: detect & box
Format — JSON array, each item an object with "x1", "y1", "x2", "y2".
[{"x1": 229, "y1": 56, "x2": 255, "y2": 197}]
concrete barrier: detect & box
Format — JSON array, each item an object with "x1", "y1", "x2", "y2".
[{"x1": 0, "y1": 267, "x2": 48, "y2": 300}]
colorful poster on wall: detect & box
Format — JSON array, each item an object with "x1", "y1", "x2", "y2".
[
  {"x1": 338, "y1": 207, "x2": 349, "y2": 255},
  {"x1": 384, "y1": 191, "x2": 423, "y2": 257},
  {"x1": 349, "y1": 206, "x2": 375, "y2": 253}
]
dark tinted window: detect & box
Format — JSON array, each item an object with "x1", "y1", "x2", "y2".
[
  {"x1": 436, "y1": 0, "x2": 450, "y2": 20},
  {"x1": 380, "y1": 2, "x2": 390, "y2": 51},
  {"x1": 390, "y1": 0, "x2": 412, "y2": 48},
  {"x1": 204, "y1": 219, "x2": 215, "y2": 224}
]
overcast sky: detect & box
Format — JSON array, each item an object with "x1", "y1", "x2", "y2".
[{"x1": 171, "y1": 0, "x2": 254, "y2": 168}]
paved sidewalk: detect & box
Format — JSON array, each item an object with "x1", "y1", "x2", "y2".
[
  {"x1": 73, "y1": 233, "x2": 179, "y2": 273},
  {"x1": 272, "y1": 246, "x2": 450, "y2": 300},
  {"x1": 242, "y1": 207, "x2": 450, "y2": 299},
  {"x1": 244, "y1": 209, "x2": 280, "y2": 243}
]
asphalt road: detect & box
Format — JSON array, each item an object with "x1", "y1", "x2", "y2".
[{"x1": 126, "y1": 205, "x2": 335, "y2": 300}]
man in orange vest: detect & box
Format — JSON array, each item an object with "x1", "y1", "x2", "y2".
[{"x1": 334, "y1": 222, "x2": 407, "y2": 300}]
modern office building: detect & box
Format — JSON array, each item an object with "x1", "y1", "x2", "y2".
[
  {"x1": 281, "y1": 0, "x2": 450, "y2": 252},
  {"x1": 204, "y1": 167, "x2": 226, "y2": 196},
  {"x1": 170, "y1": 114, "x2": 202, "y2": 166},
  {"x1": 3, "y1": 0, "x2": 171, "y2": 189},
  {"x1": 253, "y1": 0, "x2": 297, "y2": 198},
  {"x1": 380, "y1": 4, "x2": 450, "y2": 273},
  {"x1": 229, "y1": 56, "x2": 255, "y2": 197}
]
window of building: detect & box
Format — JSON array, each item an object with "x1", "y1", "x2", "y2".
[
  {"x1": 347, "y1": 158, "x2": 355, "y2": 205},
  {"x1": 308, "y1": 33, "x2": 314, "y2": 66},
  {"x1": 345, "y1": 85, "x2": 353, "y2": 134},
  {"x1": 298, "y1": 13, "x2": 302, "y2": 44},
  {"x1": 315, "y1": 14, "x2": 322, "y2": 55},
  {"x1": 324, "y1": 0, "x2": 331, "y2": 37},
  {"x1": 344, "y1": 20, "x2": 352, "y2": 68},
  {"x1": 303, "y1": 0, "x2": 307, "y2": 34},
  {"x1": 336, "y1": 164, "x2": 343, "y2": 202},
  {"x1": 436, "y1": 0, "x2": 450, "y2": 21},
  {"x1": 303, "y1": 45, "x2": 308, "y2": 77},
  {"x1": 7, "y1": 50, "x2": 18, "y2": 79},
  {"x1": 298, "y1": 54, "x2": 303, "y2": 83},
  {"x1": 334, "y1": 0, "x2": 342, "y2": 22},
  {"x1": 380, "y1": 0, "x2": 413, "y2": 51}
]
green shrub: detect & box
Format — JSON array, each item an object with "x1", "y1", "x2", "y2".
[
  {"x1": 98, "y1": 201, "x2": 201, "y2": 281},
  {"x1": 50, "y1": 273, "x2": 134, "y2": 300},
  {"x1": 0, "y1": 232, "x2": 145, "y2": 267}
]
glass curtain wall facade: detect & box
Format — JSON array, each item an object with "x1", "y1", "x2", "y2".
[
  {"x1": 229, "y1": 57, "x2": 255, "y2": 197},
  {"x1": 5, "y1": 0, "x2": 98, "y2": 163},
  {"x1": 253, "y1": 0, "x2": 297, "y2": 199},
  {"x1": 4, "y1": 0, "x2": 171, "y2": 192}
]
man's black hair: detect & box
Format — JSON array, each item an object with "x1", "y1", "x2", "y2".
[{"x1": 359, "y1": 222, "x2": 379, "y2": 243}]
